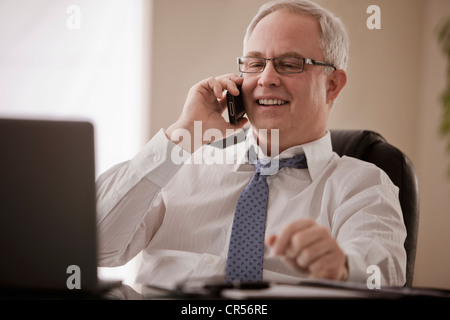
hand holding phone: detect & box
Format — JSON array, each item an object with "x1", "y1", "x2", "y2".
[{"x1": 226, "y1": 84, "x2": 246, "y2": 125}]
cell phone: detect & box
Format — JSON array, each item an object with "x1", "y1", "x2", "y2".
[{"x1": 226, "y1": 84, "x2": 246, "y2": 125}]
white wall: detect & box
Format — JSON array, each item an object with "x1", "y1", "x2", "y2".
[
  {"x1": 0, "y1": 0, "x2": 144, "y2": 176},
  {"x1": 0, "y1": 0, "x2": 146, "y2": 288},
  {"x1": 148, "y1": 0, "x2": 450, "y2": 289}
]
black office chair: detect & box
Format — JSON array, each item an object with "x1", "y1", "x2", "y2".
[{"x1": 330, "y1": 129, "x2": 419, "y2": 287}]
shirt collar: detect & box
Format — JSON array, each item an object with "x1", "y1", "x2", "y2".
[
  {"x1": 299, "y1": 131, "x2": 334, "y2": 181},
  {"x1": 237, "y1": 127, "x2": 333, "y2": 181}
]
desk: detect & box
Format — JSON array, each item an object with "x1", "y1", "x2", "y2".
[
  {"x1": 104, "y1": 279, "x2": 450, "y2": 301},
  {"x1": 2, "y1": 281, "x2": 450, "y2": 318},
  {"x1": 3, "y1": 278, "x2": 450, "y2": 301},
  {"x1": 99, "y1": 281, "x2": 450, "y2": 318}
]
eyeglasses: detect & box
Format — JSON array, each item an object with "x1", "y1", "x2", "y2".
[{"x1": 238, "y1": 56, "x2": 337, "y2": 74}]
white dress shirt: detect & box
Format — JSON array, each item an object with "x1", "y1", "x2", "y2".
[{"x1": 96, "y1": 128, "x2": 407, "y2": 289}]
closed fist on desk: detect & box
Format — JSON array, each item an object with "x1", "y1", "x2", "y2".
[{"x1": 266, "y1": 218, "x2": 348, "y2": 281}]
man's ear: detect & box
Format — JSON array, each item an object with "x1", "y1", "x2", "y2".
[{"x1": 326, "y1": 69, "x2": 347, "y2": 105}]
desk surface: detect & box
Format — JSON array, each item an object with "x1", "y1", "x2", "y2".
[
  {"x1": 102, "y1": 279, "x2": 450, "y2": 301},
  {"x1": 2, "y1": 282, "x2": 450, "y2": 319},
  {"x1": 2, "y1": 280, "x2": 450, "y2": 301}
]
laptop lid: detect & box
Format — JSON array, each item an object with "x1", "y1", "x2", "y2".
[{"x1": 0, "y1": 118, "x2": 103, "y2": 294}]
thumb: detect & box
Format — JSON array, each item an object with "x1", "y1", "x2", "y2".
[{"x1": 266, "y1": 234, "x2": 277, "y2": 248}]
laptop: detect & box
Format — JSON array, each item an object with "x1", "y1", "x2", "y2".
[{"x1": 0, "y1": 117, "x2": 121, "y2": 298}]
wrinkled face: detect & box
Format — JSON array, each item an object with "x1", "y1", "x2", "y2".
[{"x1": 242, "y1": 9, "x2": 333, "y2": 146}]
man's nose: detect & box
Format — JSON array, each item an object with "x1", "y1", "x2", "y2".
[{"x1": 257, "y1": 60, "x2": 281, "y2": 87}]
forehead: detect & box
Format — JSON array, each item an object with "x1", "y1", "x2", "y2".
[{"x1": 244, "y1": 9, "x2": 323, "y2": 58}]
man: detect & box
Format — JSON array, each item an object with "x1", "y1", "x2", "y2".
[{"x1": 96, "y1": 0, "x2": 406, "y2": 289}]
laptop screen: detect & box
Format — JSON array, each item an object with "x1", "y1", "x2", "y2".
[{"x1": 0, "y1": 118, "x2": 99, "y2": 292}]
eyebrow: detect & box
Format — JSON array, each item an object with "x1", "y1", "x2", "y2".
[{"x1": 244, "y1": 51, "x2": 304, "y2": 58}]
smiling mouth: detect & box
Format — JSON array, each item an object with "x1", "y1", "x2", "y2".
[{"x1": 257, "y1": 99, "x2": 288, "y2": 106}]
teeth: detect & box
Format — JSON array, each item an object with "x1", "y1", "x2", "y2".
[{"x1": 258, "y1": 99, "x2": 287, "y2": 106}]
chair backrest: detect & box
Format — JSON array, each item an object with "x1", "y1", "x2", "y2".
[{"x1": 330, "y1": 129, "x2": 419, "y2": 287}]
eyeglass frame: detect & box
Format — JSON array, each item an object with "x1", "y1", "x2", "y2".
[{"x1": 237, "y1": 56, "x2": 337, "y2": 74}]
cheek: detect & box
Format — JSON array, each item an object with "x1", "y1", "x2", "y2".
[
  {"x1": 241, "y1": 76, "x2": 255, "y2": 94},
  {"x1": 302, "y1": 77, "x2": 327, "y2": 109},
  {"x1": 241, "y1": 78, "x2": 256, "y2": 106}
]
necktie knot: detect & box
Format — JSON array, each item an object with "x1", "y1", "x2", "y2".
[{"x1": 253, "y1": 154, "x2": 308, "y2": 176}]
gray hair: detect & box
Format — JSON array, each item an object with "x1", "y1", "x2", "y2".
[{"x1": 244, "y1": 0, "x2": 349, "y2": 71}]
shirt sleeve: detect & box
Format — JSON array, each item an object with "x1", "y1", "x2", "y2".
[
  {"x1": 330, "y1": 157, "x2": 407, "y2": 287},
  {"x1": 95, "y1": 129, "x2": 189, "y2": 267}
]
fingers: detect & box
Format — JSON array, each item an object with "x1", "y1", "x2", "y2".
[
  {"x1": 269, "y1": 218, "x2": 315, "y2": 256},
  {"x1": 293, "y1": 234, "x2": 330, "y2": 266},
  {"x1": 267, "y1": 219, "x2": 348, "y2": 281},
  {"x1": 202, "y1": 74, "x2": 247, "y2": 131},
  {"x1": 206, "y1": 74, "x2": 242, "y2": 99},
  {"x1": 285, "y1": 225, "x2": 330, "y2": 262},
  {"x1": 307, "y1": 248, "x2": 348, "y2": 280}
]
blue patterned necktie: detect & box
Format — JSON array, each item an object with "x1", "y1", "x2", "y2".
[{"x1": 225, "y1": 152, "x2": 308, "y2": 282}]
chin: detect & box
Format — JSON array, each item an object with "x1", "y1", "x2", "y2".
[{"x1": 250, "y1": 117, "x2": 285, "y2": 132}]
